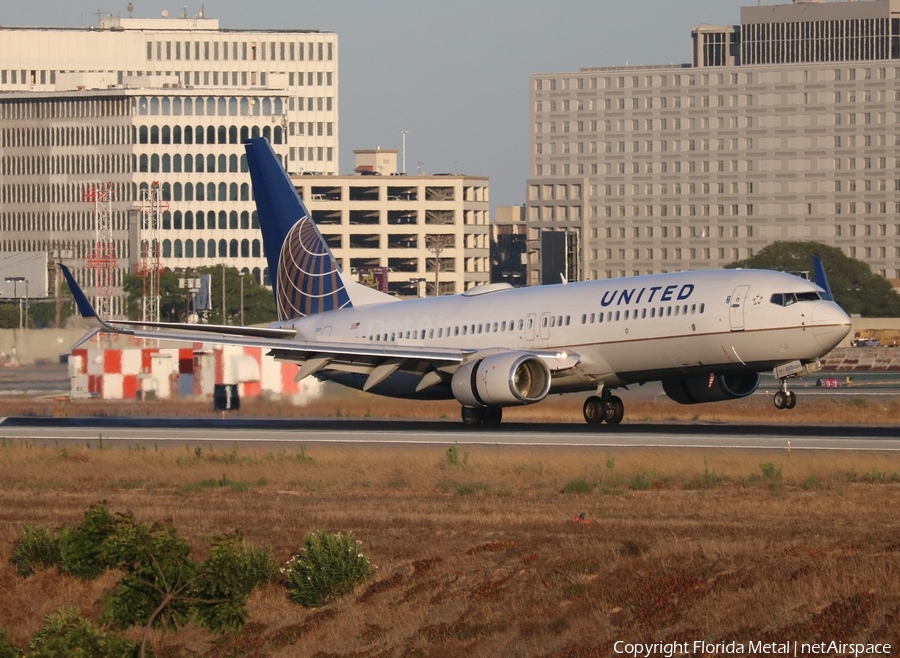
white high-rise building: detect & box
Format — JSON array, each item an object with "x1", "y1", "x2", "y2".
[
  {"x1": 0, "y1": 14, "x2": 337, "y2": 316},
  {"x1": 527, "y1": 0, "x2": 900, "y2": 285}
]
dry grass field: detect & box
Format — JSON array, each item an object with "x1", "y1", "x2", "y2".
[{"x1": 3, "y1": 434, "x2": 900, "y2": 657}]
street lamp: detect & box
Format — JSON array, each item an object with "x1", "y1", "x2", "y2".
[
  {"x1": 409, "y1": 277, "x2": 426, "y2": 298},
  {"x1": 239, "y1": 271, "x2": 246, "y2": 325},
  {"x1": 4, "y1": 277, "x2": 25, "y2": 329}
]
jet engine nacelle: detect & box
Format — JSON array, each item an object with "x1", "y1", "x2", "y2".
[
  {"x1": 451, "y1": 352, "x2": 552, "y2": 408},
  {"x1": 662, "y1": 372, "x2": 760, "y2": 405}
]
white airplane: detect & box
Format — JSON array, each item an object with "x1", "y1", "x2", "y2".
[{"x1": 61, "y1": 138, "x2": 852, "y2": 426}]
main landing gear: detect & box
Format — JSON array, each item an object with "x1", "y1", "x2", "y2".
[
  {"x1": 773, "y1": 380, "x2": 797, "y2": 410},
  {"x1": 583, "y1": 393, "x2": 624, "y2": 425},
  {"x1": 460, "y1": 405, "x2": 503, "y2": 427}
]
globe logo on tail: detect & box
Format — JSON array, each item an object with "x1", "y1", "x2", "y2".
[{"x1": 276, "y1": 216, "x2": 351, "y2": 319}]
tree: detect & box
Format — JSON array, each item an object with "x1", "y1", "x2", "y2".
[
  {"x1": 25, "y1": 607, "x2": 139, "y2": 658},
  {"x1": 193, "y1": 266, "x2": 276, "y2": 325},
  {"x1": 122, "y1": 269, "x2": 191, "y2": 322},
  {"x1": 728, "y1": 241, "x2": 900, "y2": 317},
  {"x1": 0, "y1": 303, "x2": 18, "y2": 330},
  {"x1": 97, "y1": 512, "x2": 263, "y2": 658},
  {"x1": 426, "y1": 234, "x2": 455, "y2": 297}
]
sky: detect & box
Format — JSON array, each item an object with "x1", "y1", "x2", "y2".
[{"x1": 3, "y1": 0, "x2": 755, "y2": 209}]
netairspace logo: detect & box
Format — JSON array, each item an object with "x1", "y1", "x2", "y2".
[{"x1": 613, "y1": 640, "x2": 892, "y2": 657}]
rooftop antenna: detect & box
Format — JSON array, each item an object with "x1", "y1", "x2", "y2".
[
  {"x1": 126, "y1": 2, "x2": 134, "y2": 16},
  {"x1": 180, "y1": 5, "x2": 187, "y2": 18},
  {"x1": 199, "y1": 1, "x2": 205, "y2": 17},
  {"x1": 161, "y1": 8, "x2": 169, "y2": 18}
]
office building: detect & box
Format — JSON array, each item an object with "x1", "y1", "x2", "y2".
[
  {"x1": 527, "y1": 0, "x2": 900, "y2": 284},
  {"x1": 0, "y1": 13, "x2": 337, "y2": 315},
  {"x1": 292, "y1": 149, "x2": 491, "y2": 296}
]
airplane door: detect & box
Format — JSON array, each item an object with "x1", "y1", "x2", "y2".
[
  {"x1": 525, "y1": 313, "x2": 536, "y2": 341},
  {"x1": 729, "y1": 285, "x2": 750, "y2": 331},
  {"x1": 539, "y1": 312, "x2": 551, "y2": 340}
]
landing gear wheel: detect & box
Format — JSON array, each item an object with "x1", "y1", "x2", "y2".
[
  {"x1": 461, "y1": 406, "x2": 484, "y2": 427},
  {"x1": 774, "y1": 390, "x2": 788, "y2": 410},
  {"x1": 785, "y1": 391, "x2": 797, "y2": 409},
  {"x1": 483, "y1": 406, "x2": 503, "y2": 426},
  {"x1": 583, "y1": 396, "x2": 605, "y2": 425},
  {"x1": 603, "y1": 395, "x2": 625, "y2": 425}
]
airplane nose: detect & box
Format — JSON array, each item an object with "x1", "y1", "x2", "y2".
[{"x1": 811, "y1": 302, "x2": 852, "y2": 349}]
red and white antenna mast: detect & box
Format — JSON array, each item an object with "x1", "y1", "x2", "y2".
[
  {"x1": 138, "y1": 182, "x2": 166, "y2": 324},
  {"x1": 83, "y1": 182, "x2": 117, "y2": 319}
]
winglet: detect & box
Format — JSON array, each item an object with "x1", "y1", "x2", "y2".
[
  {"x1": 812, "y1": 256, "x2": 834, "y2": 301},
  {"x1": 58, "y1": 263, "x2": 98, "y2": 319}
]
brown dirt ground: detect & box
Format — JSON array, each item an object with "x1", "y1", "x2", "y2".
[{"x1": 2, "y1": 441, "x2": 900, "y2": 657}]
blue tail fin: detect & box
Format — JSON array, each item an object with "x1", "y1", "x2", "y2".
[
  {"x1": 812, "y1": 256, "x2": 834, "y2": 301},
  {"x1": 245, "y1": 137, "x2": 351, "y2": 320}
]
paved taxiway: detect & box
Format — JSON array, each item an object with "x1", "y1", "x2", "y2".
[{"x1": 1, "y1": 417, "x2": 898, "y2": 451}]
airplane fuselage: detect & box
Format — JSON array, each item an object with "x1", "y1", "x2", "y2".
[{"x1": 275, "y1": 269, "x2": 850, "y2": 400}]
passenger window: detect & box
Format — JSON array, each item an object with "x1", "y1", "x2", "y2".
[
  {"x1": 550, "y1": 316, "x2": 556, "y2": 327},
  {"x1": 666, "y1": 307, "x2": 672, "y2": 316},
  {"x1": 527, "y1": 318, "x2": 533, "y2": 329},
  {"x1": 565, "y1": 316, "x2": 570, "y2": 326},
  {"x1": 542, "y1": 317, "x2": 548, "y2": 328},
  {"x1": 590, "y1": 313, "x2": 595, "y2": 323},
  {"x1": 700, "y1": 303, "x2": 705, "y2": 313},
  {"x1": 478, "y1": 324, "x2": 483, "y2": 334},
  {"x1": 501, "y1": 321, "x2": 507, "y2": 331},
  {"x1": 581, "y1": 314, "x2": 587, "y2": 324},
  {"x1": 624, "y1": 310, "x2": 630, "y2": 320},
  {"x1": 454, "y1": 326, "x2": 459, "y2": 336},
  {"x1": 683, "y1": 305, "x2": 688, "y2": 315},
  {"x1": 691, "y1": 304, "x2": 696, "y2": 314},
  {"x1": 651, "y1": 308, "x2": 656, "y2": 318},
  {"x1": 642, "y1": 308, "x2": 647, "y2": 319},
  {"x1": 674, "y1": 306, "x2": 679, "y2": 316},
  {"x1": 615, "y1": 311, "x2": 620, "y2": 321},
  {"x1": 557, "y1": 315, "x2": 563, "y2": 326},
  {"x1": 493, "y1": 322, "x2": 498, "y2": 332}
]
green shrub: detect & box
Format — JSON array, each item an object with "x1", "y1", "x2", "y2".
[
  {"x1": 445, "y1": 444, "x2": 468, "y2": 466},
  {"x1": 11, "y1": 525, "x2": 61, "y2": 577},
  {"x1": 628, "y1": 470, "x2": 655, "y2": 491},
  {"x1": 560, "y1": 479, "x2": 593, "y2": 495},
  {"x1": 59, "y1": 502, "x2": 118, "y2": 580},
  {"x1": 238, "y1": 542, "x2": 279, "y2": 592},
  {"x1": 0, "y1": 628, "x2": 19, "y2": 658},
  {"x1": 759, "y1": 462, "x2": 783, "y2": 481},
  {"x1": 861, "y1": 467, "x2": 886, "y2": 483},
  {"x1": 27, "y1": 607, "x2": 140, "y2": 658},
  {"x1": 283, "y1": 531, "x2": 372, "y2": 608},
  {"x1": 800, "y1": 475, "x2": 823, "y2": 491}
]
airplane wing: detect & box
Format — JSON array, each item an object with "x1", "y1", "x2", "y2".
[{"x1": 60, "y1": 264, "x2": 581, "y2": 392}]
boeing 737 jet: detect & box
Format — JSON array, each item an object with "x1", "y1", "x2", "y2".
[{"x1": 61, "y1": 138, "x2": 852, "y2": 426}]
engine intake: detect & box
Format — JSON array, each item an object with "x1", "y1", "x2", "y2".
[
  {"x1": 662, "y1": 372, "x2": 760, "y2": 405},
  {"x1": 451, "y1": 352, "x2": 551, "y2": 407}
]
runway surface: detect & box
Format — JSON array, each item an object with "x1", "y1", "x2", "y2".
[{"x1": 1, "y1": 416, "x2": 898, "y2": 451}]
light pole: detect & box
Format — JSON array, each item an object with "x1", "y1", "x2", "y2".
[
  {"x1": 4, "y1": 277, "x2": 25, "y2": 329},
  {"x1": 401, "y1": 130, "x2": 408, "y2": 174},
  {"x1": 239, "y1": 271, "x2": 245, "y2": 325}
]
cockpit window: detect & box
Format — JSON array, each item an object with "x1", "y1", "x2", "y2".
[{"x1": 770, "y1": 291, "x2": 821, "y2": 307}]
